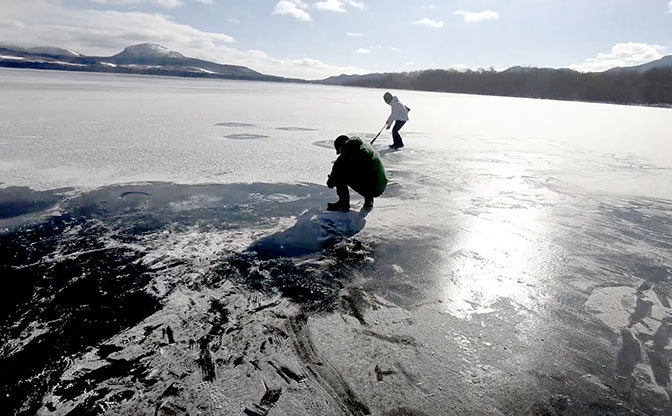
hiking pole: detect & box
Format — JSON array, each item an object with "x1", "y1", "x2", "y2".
[{"x1": 370, "y1": 124, "x2": 386, "y2": 145}]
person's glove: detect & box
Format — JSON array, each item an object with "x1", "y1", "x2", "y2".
[{"x1": 327, "y1": 175, "x2": 334, "y2": 188}]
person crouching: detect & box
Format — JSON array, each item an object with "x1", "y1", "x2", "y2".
[{"x1": 327, "y1": 135, "x2": 388, "y2": 212}]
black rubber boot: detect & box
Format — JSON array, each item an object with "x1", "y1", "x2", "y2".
[
  {"x1": 327, "y1": 184, "x2": 350, "y2": 211},
  {"x1": 363, "y1": 197, "x2": 374, "y2": 209}
]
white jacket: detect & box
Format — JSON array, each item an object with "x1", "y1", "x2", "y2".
[{"x1": 386, "y1": 96, "x2": 409, "y2": 127}]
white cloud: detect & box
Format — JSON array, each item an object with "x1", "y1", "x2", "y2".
[
  {"x1": 227, "y1": 18, "x2": 240, "y2": 24},
  {"x1": 90, "y1": 0, "x2": 182, "y2": 7},
  {"x1": 0, "y1": 0, "x2": 367, "y2": 79},
  {"x1": 354, "y1": 48, "x2": 369, "y2": 54},
  {"x1": 391, "y1": 47, "x2": 400, "y2": 52},
  {"x1": 89, "y1": 0, "x2": 213, "y2": 8},
  {"x1": 413, "y1": 18, "x2": 444, "y2": 28},
  {"x1": 273, "y1": 0, "x2": 312, "y2": 22},
  {"x1": 420, "y1": 5, "x2": 437, "y2": 10},
  {"x1": 569, "y1": 42, "x2": 667, "y2": 72},
  {"x1": 315, "y1": 0, "x2": 346, "y2": 12},
  {"x1": 669, "y1": 0, "x2": 672, "y2": 13},
  {"x1": 346, "y1": 32, "x2": 362, "y2": 37},
  {"x1": 314, "y1": 0, "x2": 365, "y2": 13},
  {"x1": 454, "y1": 10, "x2": 500, "y2": 23},
  {"x1": 343, "y1": 0, "x2": 366, "y2": 11}
]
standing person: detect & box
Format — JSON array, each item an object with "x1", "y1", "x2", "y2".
[
  {"x1": 384, "y1": 92, "x2": 410, "y2": 149},
  {"x1": 326, "y1": 135, "x2": 387, "y2": 211}
]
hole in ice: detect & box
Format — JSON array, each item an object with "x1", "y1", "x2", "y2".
[
  {"x1": 215, "y1": 122, "x2": 257, "y2": 127},
  {"x1": 120, "y1": 191, "x2": 151, "y2": 199},
  {"x1": 224, "y1": 134, "x2": 268, "y2": 140},
  {"x1": 276, "y1": 127, "x2": 318, "y2": 132},
  {"x1": 312, "y1": 140, "x2": 333, "y2": 149}
]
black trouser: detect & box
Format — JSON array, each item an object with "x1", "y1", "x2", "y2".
[
  {"x1": 335, "y1": 183, "x2": 381, "y2": 204},
  {"x1": 392, "y1": 120, "x2": 406, "y2": 146},
  {"x1": 336, "y1": 184, "x2": 350, "y2": 205}
]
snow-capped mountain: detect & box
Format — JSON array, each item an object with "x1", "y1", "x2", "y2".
[
  {"x1": 606, "y1": 55, "x2": 672, "y2": 74},
  {"x1": 0, "y1": 44, "x2": 81, "y2": 59},
  {"x1": 103, "y1": 43, "x2": 264, "y2": 78},
  {"x1": 0, "y1": 43, "x2": 296, "y2": 82},
  {"x1": 113, "y1": 43, "x2": 184, "y2": 61}
]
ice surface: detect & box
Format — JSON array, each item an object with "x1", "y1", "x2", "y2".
[
  {"x1": 1, "y1": 68, "x2": 672, "y2": 415},
  {"x1": 1, "y1": 68, "x2": 670, "y2": 199}
]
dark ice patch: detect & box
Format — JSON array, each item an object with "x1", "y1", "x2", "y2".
[
  {"x1": 0, "y1": 181, "x2": 337, "y2": 415},
  {"x1": 0, "y1": 186, "x2": 70, "y2": 220},
  {"x1": 219, "y1": 238, "x2": 374, "y2": 303},
  {"x1": 225, "y1": 134, "x2": 268, "y2": 140},
  {"x1": 215, "y1": 122, "x2": 257, "y2": 127},
  {"x1": 61, "y1": 182, "x2": 332, "y2": 230},
  {"x1": 276, "y1": 127, "x2": 318, "y2": 132},
  {"x1": 0, "y1": 225, "x2": 158, "y2": 415},
  {"x1": 198, "y1": 337, "x2": 216, "y2": 381},
  {"x1": 249, "y1": 209, "x2": 368, "y2": 259}
]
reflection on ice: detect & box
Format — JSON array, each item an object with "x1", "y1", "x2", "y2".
[
  {"x1": 441, "y1": 207, "x2": 547, "y2": 318},
  {"x1": 437, "y1": 157, "x2": 553, "y2": 318}
]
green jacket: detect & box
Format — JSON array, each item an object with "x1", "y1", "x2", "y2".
[{"x1": 327, "y1": 137, "x2": 387, "y2": 197}]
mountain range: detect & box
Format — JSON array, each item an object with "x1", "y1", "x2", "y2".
[
  {"x1": 1, "y1": 43, "x2": 671, "y2": 105},
  {"x1": 0, "y1": 43, "x2": 298, "y2": 83}
]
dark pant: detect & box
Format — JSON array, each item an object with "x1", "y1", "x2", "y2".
[
  {"x1": 336, "y1": 184, "x2": 350, "y2": 205},
  {"x1": 392, "y1": 120, "x2": 406, "y2": 146},
  {"x1": 335, "y1": 183, "x2": 378, "y2": 205}
]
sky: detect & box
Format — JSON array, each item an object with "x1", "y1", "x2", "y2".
[{"x1": 0, "y1": 0, "x2": 671, "y2": 79}]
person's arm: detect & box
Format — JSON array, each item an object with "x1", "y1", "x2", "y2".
[
  {"x1": 386, "y1": 111, "x2": 394, "y2": 129},
  {"x1": 327, "y1": 156, "x2": 345, "y2": 188}
]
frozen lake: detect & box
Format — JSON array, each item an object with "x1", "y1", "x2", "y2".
[
  {"x1": 1, "y1": 68, "x2": 671, "y2": 198},
  {"x1": 1, "y1": 68, "x2": 672, "y2": 415}
]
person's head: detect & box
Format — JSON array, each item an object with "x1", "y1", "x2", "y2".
[
  {"x1": 334, "y1": 135, "x2": 349, "y2": 154},
  {"x1": 383, "y1": 92, "x2": 393, "y2": 104}
]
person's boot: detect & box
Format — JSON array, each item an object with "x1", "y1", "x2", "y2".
[
  {"x1": 363, "y1": 197, "x2": 374, "y2": 209},
  {"x1": 327, "y1": 201, "x2": 350, "y2": 212}
]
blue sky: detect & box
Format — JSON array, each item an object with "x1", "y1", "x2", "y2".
[{"x1": 1, "y1": 0, "x2": 671, "y2": 79}]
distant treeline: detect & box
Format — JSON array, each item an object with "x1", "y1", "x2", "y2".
[{"x1": 336, "y1": 68, "x2": 672, "y2": 106}]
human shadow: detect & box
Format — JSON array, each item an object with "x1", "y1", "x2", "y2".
[{"x1": 249, "y1": 208, "x2": 370, "y2": 259}]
